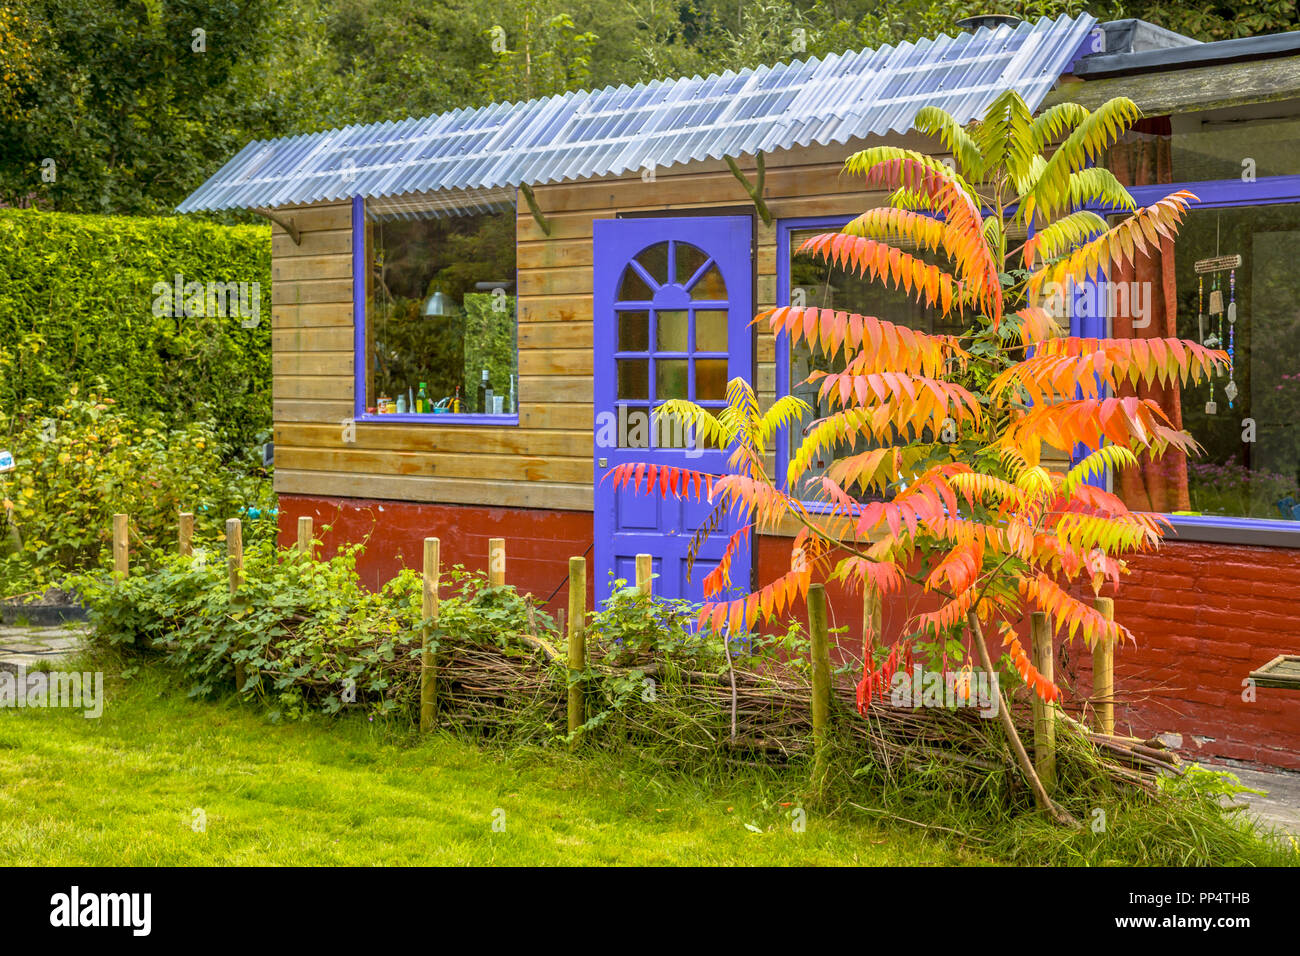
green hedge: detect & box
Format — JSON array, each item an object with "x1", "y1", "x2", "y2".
[{"x1": 0, "y1": 208, "x2": 272, "y2": 455}]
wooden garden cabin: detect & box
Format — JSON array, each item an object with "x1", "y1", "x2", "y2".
[{"x1": 181, "y1": 13, "x2": 1300, "y2": 768}]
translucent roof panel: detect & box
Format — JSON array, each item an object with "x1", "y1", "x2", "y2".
[{"x1": 177, "y1": 13, "x2": 1097, "y2": 213}]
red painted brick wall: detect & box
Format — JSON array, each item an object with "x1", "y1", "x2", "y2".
[
  {"x1": 276, "y1": 495, "x2": 595, "y2": 616},
  {"x1": 280, "y1": 495, "x2": 1299, "y2": 770},
  {"x1": 759, "y1": 536, "x2": 1300, "y2": 770},
  {"x1": 1078, "y1": 541, "x2": 1300, "y2": 770}
]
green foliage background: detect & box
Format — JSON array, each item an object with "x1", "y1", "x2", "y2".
[
  {"x1": 0, "y1": 389, "x2": 275, "y2": 594},
  {"x1": 0, "y1": 208, "x2": 271, "y2": 455}
]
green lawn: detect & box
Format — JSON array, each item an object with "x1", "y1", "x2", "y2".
[{"x1": 0, "y1": 658, "x2": 987, "y2": 866}]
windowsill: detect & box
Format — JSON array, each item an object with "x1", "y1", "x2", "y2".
[
  {"x1": 1165, "y1": 514, "x2": 1300, "y2": 549},
  {"x1": 357, "y1": 413, "x2": 519, "y2": 426}
]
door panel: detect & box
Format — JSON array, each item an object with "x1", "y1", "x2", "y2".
[{"x1": 593, "y1": 217, "x2": 754, "y2": 605}]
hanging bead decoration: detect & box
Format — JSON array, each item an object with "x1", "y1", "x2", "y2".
[
  {"x1": 1198, "y1": 274, "x2": 1205, "y2": 344},
  {"x1": 1217, "y1": 275, "x2": 1226, "y2": 357},
  {"x1": 1224, "y1": 269, "x2": 1238, "y2": 408},
  {"x1": 1194, "y1": 252, "x2": 1242, "y2": 418},
  {"x1": 1206, "y1": 276, "x2": 1219, "y2": 414},
  {"x1": 1204, "y1": 276, "x2": 1221, "y2": 348}
]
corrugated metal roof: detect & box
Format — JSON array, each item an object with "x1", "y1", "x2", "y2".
[{"x1": 178, "y1": 12, "x2": 1097, "y2": 213}]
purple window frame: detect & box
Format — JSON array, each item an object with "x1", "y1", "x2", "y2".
[
  {"x1": 350, "y1": 195, "x2": 521, "y2": 426},
  {"x1": 775, "y1": 180, "x2": 1300, "y2": 546},
  {"x1": 1104, "y1": 175, "x2": 1300, "y2": 544}
]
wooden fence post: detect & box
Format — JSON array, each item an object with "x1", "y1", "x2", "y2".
[
  {"x1": 420, "y1": 537, "x2": 440, "y2": 733},
  {"x1": 566, "y1": 556, "x2": 586, "y2": 749},
  {"x1": 178, "y1": 512, "x2": 194, "y2": 557},
  {"x1": 112, "y1": 513, "x2": 129, "y2": 581},
  {"x1": 297, "y1": 516, "x2": 313, "y2": 558},
  {"x1": 227, "y1": 518, "x2": 245, "y2": 692},
  {"x1": 808, "y1": 583, "x2": 831, "y2": 797},
  {"x1": 1030, "y1": 611, "x2": 1056, "y2": 796},
  {"x1": 862, "y1": 585, "x2": 882, "y2": 649},
  {"x1": 635, "y1": 553, "x2": 653, "y2": 596},
  {"x1": 488, "y1": 537, "x2": 506, "y2": 588},
  {"x1": 1093, "y1": 597, "x2": 1115, "y2": 735}
]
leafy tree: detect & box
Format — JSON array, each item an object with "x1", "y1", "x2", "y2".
[
  {"x1": 1132, "y1": 0, "x2": 1299, "y2": 42},
  {"x1": 0, "y1": 2, "x2": 45, "y2": 126},
  {"x1": 0, "y1": 0, "x2": 297, "y2": 214},
  {"x1": 319, "y1": 0, "x2": 481, "y2": 124},
  {"x1": 610, "y1": 92, "x2": 1226, "y2": 822},
  {"x1": 475, "y1": 0, "x2": 599, "y2": 102}
]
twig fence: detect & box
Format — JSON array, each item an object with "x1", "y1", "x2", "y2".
[{"x1": 108, "y1": 512, "x2": 1123, "y2": 797}]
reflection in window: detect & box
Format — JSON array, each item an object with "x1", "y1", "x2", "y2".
[
  {"x1": 617, "y1": 359, "x2": 649, "y2": 400},
  {"x1": 691, "y1": 263, "x2": 727, "y2": 300},
  {"x1": 696, "y1": 310, "x2": 728, "y2": 351},
  {"x1": 656, "y1": 310, "x2": 689, "y2": 352},
  {"x1": 636, "y1": 241, "x2": 670, "y2": 285},
  {"x1": 785, "y1": 224, "x2": 969, "y2": 491},
  {"x1": 618, "y1": 311, "x2": 649, "y2": 351},
  {"x1": 1109, "y1": 113, "x2": 1300, "y2": 185},
  {"x1": 367, "y1": 205, "x2": 517, "y2": 416},
  {"x1": 1112, "y1": 202, "x2": 1300, "y2": 520}
]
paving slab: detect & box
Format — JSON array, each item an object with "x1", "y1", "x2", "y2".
[
  {"x1": 0, "y1": 624, "x2": 90, "y2": 675},
  {"x1": 1205, "y1": 761, "x2": 1300, "y2": 838}
]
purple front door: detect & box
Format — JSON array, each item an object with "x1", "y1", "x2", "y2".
[{"x1": 592, "y1": 216, "x2": 754, "y2": 605}]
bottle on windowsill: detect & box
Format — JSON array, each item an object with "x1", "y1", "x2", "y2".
[
  {"x1": 416, "y1": 382, "x2": 429, "y2": 414},
  {"x1": 477, "y1": 368, "x2": 493, "y2": 414}
]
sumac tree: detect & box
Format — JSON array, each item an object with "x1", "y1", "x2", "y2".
[{"x1": 609, "y1": 91, "x2": 1224, "y2": 724}]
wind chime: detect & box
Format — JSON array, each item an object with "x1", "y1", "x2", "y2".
[{"x1": 1195, "y1": 250, "x2": 1242, "y2": 416}]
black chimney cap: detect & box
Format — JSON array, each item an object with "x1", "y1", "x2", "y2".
[{"x1": 956, "y1": 14, "x2": 1023, "y2": 32}]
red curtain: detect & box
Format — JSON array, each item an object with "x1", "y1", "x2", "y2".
[{"x1": 1109, "y1": 118, "x2": 1190, "y2": 513}]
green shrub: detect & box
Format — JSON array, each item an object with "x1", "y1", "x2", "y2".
[
  {"x1": 0, "y1": 207, "x2": 270, "y2": 455},
  {"x1": 78, "y1": 540, "x2": 413, "y2": 718},
  {"x1": 0, "y1": 387, "x2": 273, "y2": 594},
  {"x1": 75, "y1": 541, "x2": 554, "y2": 722}
]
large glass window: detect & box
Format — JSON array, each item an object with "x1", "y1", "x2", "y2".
[
  {"x1": 1111, "y1": 202, "x2": 1300, "y2": 521},
  {"x1": 781, "y1": 220, "x2": 987, "y2": 493},
  {"x1": 1108, "y1": 106, "x2": 1300, "y2": 524},
  {"x1": 365, "y1": 203, "x2": 517, "y2": 419}
]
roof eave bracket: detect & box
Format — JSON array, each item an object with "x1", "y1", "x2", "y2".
[
  {"x1": 725, "y1": 152, "x2": 773, "y2": 227},
  {"x1": 252, "y1": 206, "x2": 301, "y2": 245},
  {"x1": 518, "y1": 183, "x2": 552, "y2": 236}
]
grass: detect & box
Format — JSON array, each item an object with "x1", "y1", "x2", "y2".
[
  {"x1": 0, "y1": 656, "x2": 988, "y2": 866},
  {"x1": 2, "y1": 652, "x2": 1294, "y2": 867}
]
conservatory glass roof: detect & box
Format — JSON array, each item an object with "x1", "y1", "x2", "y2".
[{"x1": 177, "y1": 12, "x2": 1097, "y2": 213}]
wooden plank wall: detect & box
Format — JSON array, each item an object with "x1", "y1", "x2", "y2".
[{"x1": 271, "y1": 133, "x2": 944, "y2": 511}]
